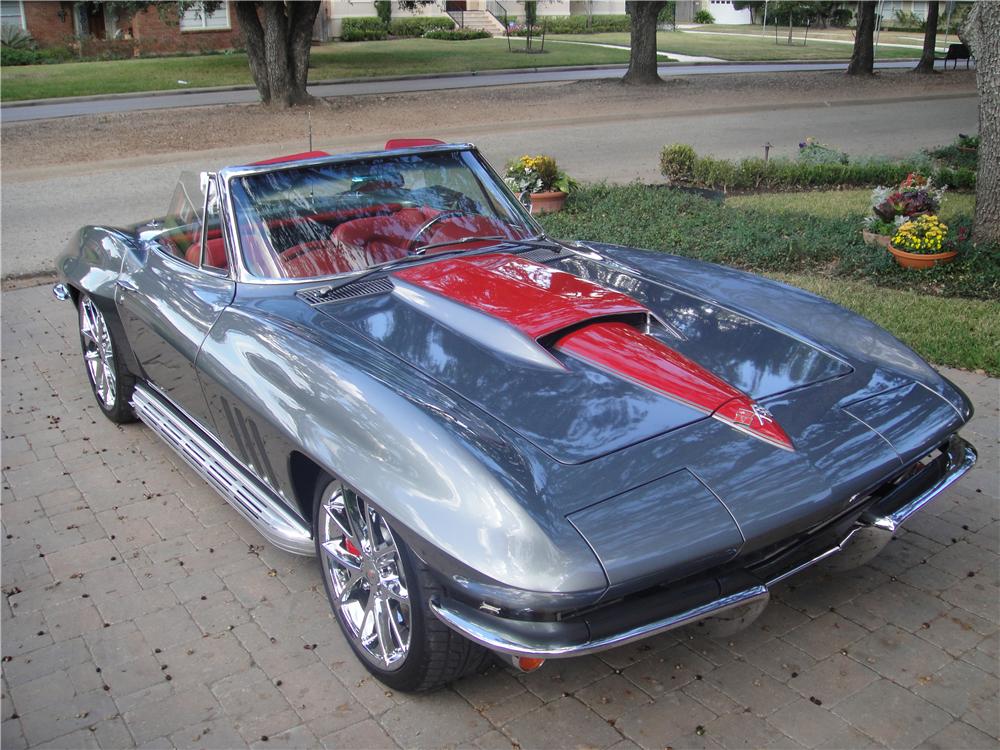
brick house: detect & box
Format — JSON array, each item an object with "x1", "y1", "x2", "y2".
[{"x1": 3, "y1": 1, "x2": 242, "y2": 55}]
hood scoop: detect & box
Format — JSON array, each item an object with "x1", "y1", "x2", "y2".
[
  {"x1": 393, "y1": 252, "x2": 655, "y2": 339},
  {"x1": 394, "y1": 253, "x2": 794, "y2": 451}
]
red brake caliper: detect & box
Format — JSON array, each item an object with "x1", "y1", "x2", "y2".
[{"x1": 344, "y1": 538, "x2": 361, "y2": 557}]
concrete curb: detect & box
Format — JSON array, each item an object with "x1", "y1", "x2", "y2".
[{"x1": 1, "y1": 57, "x2": 922, "y2": 109}]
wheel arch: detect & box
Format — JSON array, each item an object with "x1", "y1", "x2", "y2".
[
  {"x1": 287, "y1": 449, "x2": 330, "y2": 525},
  {"x1": 58, "y1": 225, "x2": 144, "y2": 378}
]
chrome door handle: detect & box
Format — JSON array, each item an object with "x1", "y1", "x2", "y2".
[{"x1": 116, "y1": 278, "x2": 139, "y2": 293}]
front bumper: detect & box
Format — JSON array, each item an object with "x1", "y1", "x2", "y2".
[{"x1": 430, "y1": 435, "x2": 977, "y2": 659}]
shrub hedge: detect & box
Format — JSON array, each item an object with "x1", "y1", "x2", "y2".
[
  {"x1": 341, "y1": 17, "x2": 388, "y2": 41},
  {"x1": 512, "y1": 14, "x2": 631, "y2": 34},
  {"x1": 389, "y1": 17, "x2": 455, "y2": 37},
  {"x1": 659, "y1": 145, "x2": 976, "y2": 192},
  {"x1": 341, "y1": 16, "x2": 455, "y2": 40},
  {"x1": 0, "y1": 45, "x2": 75, "y2": 65},
  {"x1": 424, "y1": 28, "x2": 491, "y2": 40}
]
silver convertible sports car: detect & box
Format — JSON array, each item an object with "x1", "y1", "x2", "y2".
[{"x1": 55, "y1": 140, "x2": 977, "y2": 691}]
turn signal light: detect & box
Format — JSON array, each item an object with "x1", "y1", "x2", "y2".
[{"x1": 517, "y1": 657, "x2": 545, "y2": 673}]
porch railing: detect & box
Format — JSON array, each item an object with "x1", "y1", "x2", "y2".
[
  {"x1": 445, "y1": 1, "x2": 464, "y2": 28},
  {"x1": 486, "y1": 0, "x2": 508, "y2": 28}
]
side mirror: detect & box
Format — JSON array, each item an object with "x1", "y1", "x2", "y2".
[{"x1": 518, "y1": 190, "x2": 533, "y2": 214}]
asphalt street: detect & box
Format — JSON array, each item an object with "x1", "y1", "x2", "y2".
[
  {"x1": 1, "y1": 92, "x2": 977, "y2": 279},
  {"x1": 0, "y1": 59, "x2": 944, "y2": 123}
]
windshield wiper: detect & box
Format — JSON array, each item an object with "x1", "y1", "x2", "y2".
[{"x1": 413, "y1": 235, "x2": 506, "y2": 254}]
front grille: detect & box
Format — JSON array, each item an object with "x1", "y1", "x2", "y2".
[{"x1": 297, "y1": 276, "x2": 394, "y2": 305}]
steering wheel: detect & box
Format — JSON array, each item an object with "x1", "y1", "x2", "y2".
[{"x1": 407, "y1": 210, "x2": 470, "y2": 253}]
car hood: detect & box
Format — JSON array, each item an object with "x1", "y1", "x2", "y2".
[{"x1": 317, "y1": 250, "x2": 852, "y2": 464}]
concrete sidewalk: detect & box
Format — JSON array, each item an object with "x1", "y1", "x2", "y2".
[
  {"x1": 1, "y1": 282, "x2": 997, "y2": 750},
  {"x1": 0, "y1": 59, "x2": 939, "y2": 124}
]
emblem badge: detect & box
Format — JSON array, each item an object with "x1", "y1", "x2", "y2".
[{"x1": 733, "y1": 403, "x2": 774, "y2": 427}]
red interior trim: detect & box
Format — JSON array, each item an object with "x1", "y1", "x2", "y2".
[
  {"x1": 265, "y1": 204, "x2": 403, "y2": 231},
  {"x1": 384, "y1": 138, "x2": 445, "y2": 150},
  {"x1": 248, "y1": 151, "x2": 331, "y2": 166}
]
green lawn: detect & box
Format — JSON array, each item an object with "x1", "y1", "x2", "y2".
[
  {"x1": 0, "y1": 38, "x2": 632, "y2": 102},
  {"x1": 551, "y1": 31, "x2": 919, "y2": 61},
  {"x1": 770, "y1": 274, "x2": 1000, "y2": 375},
  {"x1": 539, "y1": 185, "x2": 999, "y2": 374},
  {"x1": 704, "y1": 23, "x2": 952, "y2": 48}
]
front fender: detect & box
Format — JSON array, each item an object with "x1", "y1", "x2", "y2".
[
  {"x1": 56, "y1": 225, "x2": 142, "y2": 375},
  {"x1": 197, "y1": 297, "x2": 607, "y2": 596}
]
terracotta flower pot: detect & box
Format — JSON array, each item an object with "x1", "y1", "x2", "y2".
[
  {"x1": 888, "y1": 244, "x2": 958, "y2": 269},
  {"x1": 530, "y1": 191, "x2": 567, "y2": 214},
  {"x1": 861, "y1": 229, "x2": 891, "y2": 248}
]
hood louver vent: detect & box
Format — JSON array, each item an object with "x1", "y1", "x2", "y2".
[
  {"x1": 297, "y1": 276, "x2": 394, "y2": 305},
  {"x1": 517, "y1": 247, "x2": 561, "y2": 264}
]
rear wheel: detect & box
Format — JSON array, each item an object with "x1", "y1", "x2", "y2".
[
  {"x1": 78, "y1": 294, "x2": 136, "y2": 424},
  {"x1": 314, "y1": 478, "x2": 490, "y2": 691}
]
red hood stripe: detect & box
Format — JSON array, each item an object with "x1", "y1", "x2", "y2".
[
  {"x1": 393, "y1": 253, "x2": 647, "y2": 339},
  {"x1": 554, "y1": 321, "x2": 741, "y2": 413},
  {"x1": 557, "y1": 322, "x2": 793, "y2": 451},
  {"x1": 394, "y1": 253, "x2": 793, "y2": 450}
]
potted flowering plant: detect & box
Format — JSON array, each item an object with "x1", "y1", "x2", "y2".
[
  {"x1": 504, "y1": 155, "x2": 576, "y2": 214},
  {"x1": 862, "y1": 174, "x2": 946, "y2": 247},
  {"x1": 888, "y1": 214, "x2": 956, "y2": 269},
  {"x1": 861, "y1": 215, "x2": 897, "y2": 248}
]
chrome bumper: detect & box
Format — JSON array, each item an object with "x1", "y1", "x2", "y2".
[{"x1": 431, "y1": 435, "x2": 977, "y2": 659}]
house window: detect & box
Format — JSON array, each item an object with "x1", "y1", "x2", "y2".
[
  {"x1": 180, "y1": 2, "x2": 231, "y2": 31},
  {"x1": 0, "y1": 0, "x2": 25, "y2": 31}
]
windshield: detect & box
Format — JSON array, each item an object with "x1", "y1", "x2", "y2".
[{"x1": 228, "y1": 149, "x2": 540, "y2": 280}]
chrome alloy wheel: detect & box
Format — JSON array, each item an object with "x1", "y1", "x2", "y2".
[
  {"x1": 319, "y1": 483, "x2": 412, "y2": 670},
  {"x1": 79, "y1": 297, "x2": 117, "y2": 409}
]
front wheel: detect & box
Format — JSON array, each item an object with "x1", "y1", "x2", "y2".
[
  {"x1": 314, "y1": 479, "x2": 490, "y2": 691},
  {"x1": 78, "y1": 294, "x2": 136, "y2": 424}
]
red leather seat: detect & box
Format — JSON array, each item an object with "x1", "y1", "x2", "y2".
[
  {"x1": 331, "y1": 207, "x2": 441, "y2": 254},
  {"x1": 278, "y1": 207, "x2": 439, "y2": 278},
  {"x1": 184, "y1": 232, "x2": 228, "y2": 270}
]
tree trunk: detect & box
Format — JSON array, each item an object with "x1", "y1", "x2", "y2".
[
  {"x1": 235, "y1": 2, "x2": 271, "y2": 104},
  {"x1": 234, "y1": 1, "x2": 320, "y2": 108},
  {"x1": 913, "y1": 0, "x2": 939, "y2": 73},
  {"x1": 847, "y1": 1, "x2": 876, "y2": 75},
  {"x1": 623, "y1": 1, "x2": 666, "y2": 85},
  {"x1": 287, "y1": 2, "x2": 320, "y2": 100},
  {"x1": 961, "y1": 1, "x2": 1000, "y2": 244}
]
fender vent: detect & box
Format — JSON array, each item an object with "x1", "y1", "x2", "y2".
[
  {"x1": 220, "y1": 399, "x2": 276, "y2": 485},
  {"x1": 297, "y1": 276, "x2": 394, "y2": 305}
]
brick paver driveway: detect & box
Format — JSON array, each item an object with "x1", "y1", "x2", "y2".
[{"x1": 2, "y1": 284, "x2": 997, "y2": 750}]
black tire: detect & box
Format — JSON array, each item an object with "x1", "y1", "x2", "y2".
[
  {"x1": 78, "y1": 294, "x2": 136, "y2": 424},
  {"x1": 313, "y1": 478, "x2": 491, "y2": 692}
]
